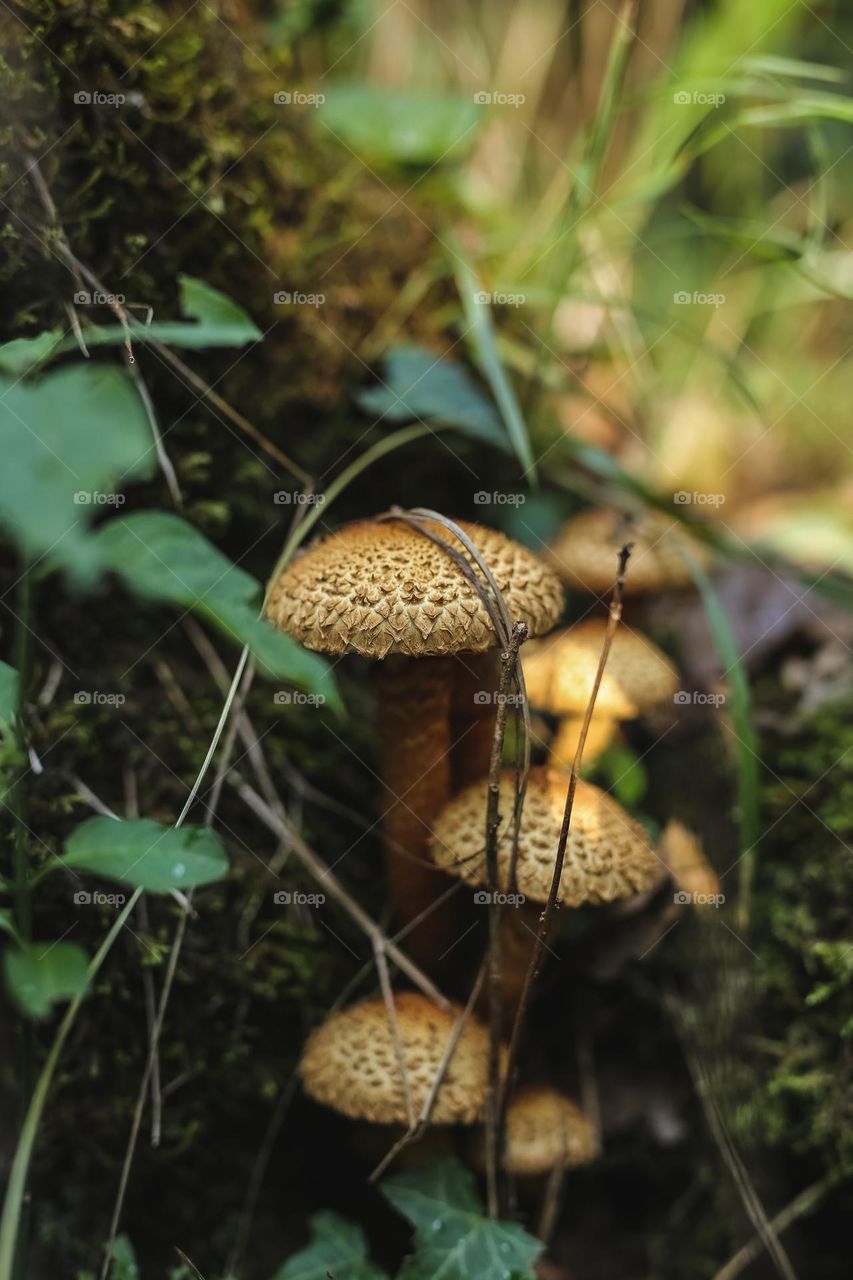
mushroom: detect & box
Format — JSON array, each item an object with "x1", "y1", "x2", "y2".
[
  {"x1": 430, "y1": 766, "x2": 662, "y2": 1005},
  {"x1": 299, "y1": 991, "x2": 492, "y2": 1125},
  {"x1": 266, "y1": 516, "x2": 563, "y2": 963},
  {"x1": 470, "y1": 1085, "x2": 598, "y2": 1177},
  {"x1": 522, "y1": 619, "x2": 679, "y2": 769},
  {"x1": 548, "y1": 714, "x2": 616, "y2": 768},
  {"x1": 658, "y1": 819, "x2": 721, "y2": 907},
  {"x1": 547, "y1": 507, "x2": 710, "y2": 596}
]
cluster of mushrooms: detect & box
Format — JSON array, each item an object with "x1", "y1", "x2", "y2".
[{"x1": 265, "y1": 507, "x2": 718, "y2": 1199}]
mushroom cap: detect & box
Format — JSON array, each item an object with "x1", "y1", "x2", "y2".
[
  {"x1": 266, "y1": 518, "x2": 564, "y2": 659},
  {"x1": 548, "y1": 507, "x2": 709, "y2": 595},
  {"x1": 430, "y1": 766, "x2": 660, "y2": 906},
  {"x1": 659, "y1": 820, "x2": 721, "y2": 904},
  {"x1": 472, "y1": 1086, "x2": 599, "y2": 1175},
  {"x1": 550, "y1": 713, "x2": 617, "y2": 767},
  {"x1": 300, "y1": 992, "x2": 491, "y2": 1125},
  {"x1": 523, "y1": 620, "x2": 679, "y2": 718}
]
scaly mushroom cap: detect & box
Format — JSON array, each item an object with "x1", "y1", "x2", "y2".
[
  {"x1": 300, "y1": 992, "x2": 491, "y2": 1125},
  {"x1": 548, "y1": 507, "x2": 709, "y2": 595},
  {"x1": 550, "y1": 713, "x2": 617, "y2": 767},
  {"x1": 430, "y1": 766, "x2": 659, "y2": 906},
  {"x1": 523, "y1": 620, "x2": 679, "y2": 718},
  {"x1": 472, "y1": 1086, "x2": 599, "y2": 1175},
  {"x1": 265, "y1": 518, "x2": 564, "y2": 658}
]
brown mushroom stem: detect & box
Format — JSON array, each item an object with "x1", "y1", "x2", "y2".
[
  {"x1": 379, "y1": 657, "x2": 458, "y2": 967},
  {"x1": 450, "y1": 651, "x2": 501, "y2": 790}
]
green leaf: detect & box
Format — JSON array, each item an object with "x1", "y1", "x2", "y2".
[
  {"x1": 382, "y1": 1160, "x2": 541, "y2": 1280},
  {"x1": 357, "y1": 345, "x2": 509, "y2": 449},
  {"x1": 0, "y1": 911, "x2": 19, "y2": 942},
  {"x1": 317, "y1": 84, "x2": 480, "y2": 166},
  {"x1": 0, "y1": 662, "x2": 19, "y2": 731},
  {"x1": 110, "y1": 274, "x2": 263, "y2": 349},
  {"x1": 0, "y1": 330, "x2": 64, "y2": 376},
  {"x1": 4, "y1": 941, "x2": 90, "y2": 1019},
  {"x1": 108, "y1": 1235, "x2": 139, "y2": 1280},
  {"x1": 272, "y1": 1211, "x2": 389, "y2": 1280},
  {"x1": 95, "y1": 512, "x2": 340, "y2": 707},
  {"x1": 62, "y1": 817, "x2": 229, "y2": 893},
  {"x1": 0, "y1": 365, "x2": 154, "y2": 576}
]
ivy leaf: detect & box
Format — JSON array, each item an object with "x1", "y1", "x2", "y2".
[
  {"x1": 272, "y1": 1210, "x2": 389, "y2": 1280},
  {"x1": 4, "y1": 940, "x2": 90, "y2": 1019},
  {"x1": 0, "y1": 329, "x2": 64, "y2": 376},
  {"x1": 108, "y1": 1235, "x2": 140, "y2": 1280},
  {"x1": 381, "y1": 1160, "x2": 541, "y2": 1280},
  {"x1": 0, "y1": 364, "x2": 154, "y2": 577},
  {"x1": 95, "y1": 512, "x2": 340, "y2": 708},
  {"x1": 62, "y1": 817, "x2": 229, "y2": 893},
  {"x1": 357, "y1": 345, "x2": 509, "y2": 450},
  {"x1": 317, "y1": 84, "x2": 480, "y2": 166}
]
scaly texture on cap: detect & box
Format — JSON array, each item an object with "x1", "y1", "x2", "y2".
[
  {"x1": 430, "y1": 766, "x2": 659, "y2": 906},
  {"x1": 300, "y1": 992, "x2": 491, "y2": 1125},
  {"x1": 472, "y1": 1086, "x2": 599, "y2": 1175},
  {"x1": 523, "y1": 620, "x2": 679, "y2": 718},
  {"x1": 548, "y1": 507, "x2": 709, "y2": 595},
  {"x1": 265, "y1": 518, "x2": 564, "y2": 658}
]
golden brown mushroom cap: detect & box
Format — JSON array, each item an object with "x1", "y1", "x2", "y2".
[
  {"x1": 548, "y1": 507, "x2": 709, "y2": 595},
  {"x1": 523, "y1": 620, "x2": 679, "y2": 718},
  {"x1": 659, "y1": 820, "x2": 721, "y2": 904},
  {"x1": 471, "y1": 1086, "x2": 599, "y2": 1175},
  {"x1": 430, "y1": 766, "x2": 660, "y2": 906},
  {"x1": 299, "y1": 992, "x2": 491, "y2": 1125},
  {"x1": 265, "y1": 518, "x2": 564, "y2": 659},
  {"x1": 550, "y1": 713, "x2": 617, "y2": 767}
]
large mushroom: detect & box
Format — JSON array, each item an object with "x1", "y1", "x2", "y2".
[
  {"x1": 299, "y1": 991, "x2": 492, "y2": 1125},
  {"x1": 547, "y1": 507, "x2": 709, "y2": 596},
  {"x1": 266, "y1": 517, "x2": 563, "y2": 964}
]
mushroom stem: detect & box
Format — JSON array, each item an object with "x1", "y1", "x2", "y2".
[
  {"x1": 450, "y1": 652, "x2": 501, "y2": 790},
  {"x1": 379, "y1": 657, "x2": 458, "y2": 967}
]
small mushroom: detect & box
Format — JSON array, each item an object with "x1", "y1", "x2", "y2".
[
  {"x1": 658, "y1": 819, "x2": 721, "y2": 907},
  {"x1": 470, "y1": 1085, "x2": 599, "y2": 1177},
  {"x1": 299, "y1": 991, "x2": 492, "y2": 1125},
  {"x1": 547, "y1": 507, "x2": 710, "y2": 596},
  {"x1": 523, "y1": 619, "x2": 679, "y2": 769},
  {"x1": 267, "y1": 516, "x2": 563, "y2": 964},
  {"x1": 430, "y1": 766, "x2": 660, "y2": 907}
]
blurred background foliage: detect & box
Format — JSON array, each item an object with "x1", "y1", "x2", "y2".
[{"x1": 1, "y1": 0, "x2": 852, "y2": 1277}]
